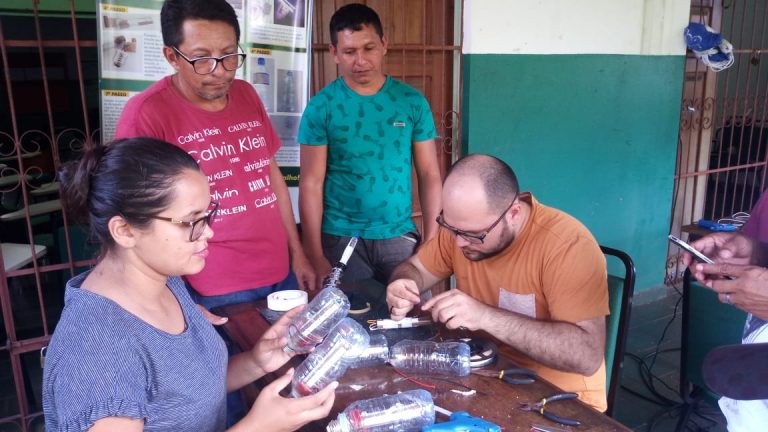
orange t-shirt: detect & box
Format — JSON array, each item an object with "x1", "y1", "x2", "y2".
[{"x1": 418, "y1": 193, "x2": 609, "y2": 411}]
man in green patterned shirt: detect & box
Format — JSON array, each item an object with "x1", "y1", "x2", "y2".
[{"x1": 298, "y1": 3, "x2": 442, "y2": 291}]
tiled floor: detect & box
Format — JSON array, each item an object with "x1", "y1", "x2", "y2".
[{"x1": 613, "y1": 291, "x2": 728, "y2": 431}]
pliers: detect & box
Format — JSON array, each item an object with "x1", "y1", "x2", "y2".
[
  {"x1": 519, "y1": 392, "x2": 581, "y2": 426},
  {"x1": 473, "y1": 367, "x2": 537, "y2": 385}
]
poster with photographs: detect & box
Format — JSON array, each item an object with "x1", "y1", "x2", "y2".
[
  {"x1": 247, "y1": 46, "x2": 308, "y2": 170},
  {"x1": 98, "y1": 0, "x2": 310, "y2": 185},
  {"x1": 247, "y1": 0, "x2": 308, "y2": 48},
  {"x1": 99, "y1": 4, "x2": 170, "y2": 82}
]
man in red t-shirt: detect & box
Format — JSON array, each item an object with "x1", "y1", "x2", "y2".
[{"x1": 116, "y1": 0, "x2": 315, "y2": 310}]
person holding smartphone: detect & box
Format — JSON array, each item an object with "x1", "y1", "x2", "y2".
[{"x1": 682, "y1": 231, "x2": 768, "y2": 431}]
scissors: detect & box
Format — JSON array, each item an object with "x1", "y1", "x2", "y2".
[
  {"x1": 472, "y1": 367, "x2": 537, "y2": 385},
  {"x1": 519, "y1": 392, "x2": 581, "y2": 426}
]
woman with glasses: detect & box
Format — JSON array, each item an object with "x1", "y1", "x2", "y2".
[{"x1": 42, "y1": 138, "x2": 336, "y2": 431}]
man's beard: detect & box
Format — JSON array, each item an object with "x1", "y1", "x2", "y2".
[
  {"x1": 195, "y1": 78, "x2": 233, "y2": 101},
  {"x1": 461, "y1": 221, "x2": 516, "y2": 261}
]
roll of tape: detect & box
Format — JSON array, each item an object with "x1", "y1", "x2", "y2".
[{"x1": 267, "y1": 290, "x2": 308, "y2": 311}]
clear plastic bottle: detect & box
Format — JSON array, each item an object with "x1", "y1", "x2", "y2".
[
  {"x1": 283, "y1": 70, "x2": 296, "y2": 112},
  {"x1": 252, "y1": 57, "x2": 272, "y2": 112},
  {"x1": 326, "y1": 389, "x2": 435, "y2": 432},
  {"x1": 388, "y1": 340, "x2": 471, "y2": 376},
  {"x1": 348, "y1": 333, "x2": 389, "y2": 369},
  {"x1": 283, "y1": 287, "x2": 350, "y2": 355},
  {"x1": 323, "y1": 237, "x2": 358, "y2": 290},
  {"x1": 112, "y1": 36, "x2": 127, "y2": 68},
  {"x1": 323, "y1": 265, "x2": 345, "y2": 289},
  {"x1": 291, "y1": 317, "x2": 369, "y2": 397}
]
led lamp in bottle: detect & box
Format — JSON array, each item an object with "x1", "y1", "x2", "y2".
[
  {"x1": 326, "y1": 389, "x2": 435, "y2": 432},
  {"x1": 284, "y1": 287, "x2": 350, "y2": 355},
  {"x1": 291, "y1": 318, "x2": 369, "y2": 397}
]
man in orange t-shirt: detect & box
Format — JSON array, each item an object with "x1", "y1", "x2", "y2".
[{"x1": 386, "y1": 154, "x2": 609, "y2": 411}]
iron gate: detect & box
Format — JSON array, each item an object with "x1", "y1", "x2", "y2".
[{"x1": 669, "y1": 0, "x2": 767, "y2": 284}]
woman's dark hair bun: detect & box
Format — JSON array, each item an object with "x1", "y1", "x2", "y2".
[
  {"x1": 58, "y1": 137, "x2": 200, "y2": 253},
  {"x1": 59, "y1": 144, "x2": 106, "y2": 224}
]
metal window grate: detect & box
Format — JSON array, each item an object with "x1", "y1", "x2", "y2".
[{"x1": 669, "y1": 0, "x2": 768, "y2": 285}]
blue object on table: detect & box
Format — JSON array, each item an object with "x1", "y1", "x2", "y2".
[
  {"x1": 697, "y1": 219, "x2": 738, "y2": 231},
  {"x1": 422, "y1": 411, "x2": 501, "y2": 432}
]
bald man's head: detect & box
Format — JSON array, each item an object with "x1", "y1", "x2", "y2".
[{"x1": 444, "y1": 154, "x2": 519, "y2": 213}]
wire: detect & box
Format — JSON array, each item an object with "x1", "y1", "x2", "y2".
[
  {"x1": 627, "y1": 350, "x2": 681, "y2": 405},
  {"x1": 348, "y1": 302, "x2": 371, "y2": 314},
  {"x1": 619, "y1": 383, "x2": 670, "y2": 406},
  {"x1": 624, "y1": 294, "x2": 684, "y2": 407},
  {"x1": 392, "y1": 367, "x2": 436, "y2": 390},
  {"x1": 718, "y1": 211, "x2": 750, "y2": 227},
  {"x1": 390, "y1": 367, "x2": 481, "y2": 395}
]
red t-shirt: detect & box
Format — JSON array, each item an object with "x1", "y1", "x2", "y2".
[{"x1": 115, "y1": 76, "x2": 289, "y2": 295}]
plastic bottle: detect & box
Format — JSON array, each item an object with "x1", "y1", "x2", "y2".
[
  {"x1": 112, "y1": 36, "x2": 127, "y2": 68},
  {"x1": 291, "y1": 317, "x2": 369, "y2": 397},
  {"x1": 252, "y1": 57, "x2": 272, "y2": 112},
  {"x1": 348, "y1": 333, "x2": 389, "y2": 369},
  {"x1": 323, "y1": 237, "x2": 358, "y2": 290},
  {"x1": 283, "y1": 237, "x2": 359, "y2": 355},
  {"x1": 283, "y1": 287, "x2": 350, "y2": 355},
  {"x1": 326, "y1": 389, "x2": 435, "y2": 432},
  {"x1": 388, "y1": 340, "x2": 471, "y2": 376},
  {"x1": 283, "y1": 70, "x2": 296, "y2": 112},
  {"x1": 323, "y1": 266, "x2": 344, "y2": 289}
]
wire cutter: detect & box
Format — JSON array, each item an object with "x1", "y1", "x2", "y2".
[
  {"x1": 519, "y1": 392, "x2": 581, "y2": 426},
  {"x1": 472, "y1": 367, "x2": 537, "y2": 385}
]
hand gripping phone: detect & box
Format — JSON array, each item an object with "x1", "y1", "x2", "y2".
[{"x1": 668, "y1": 235, "x2": 715, "y2": 264}]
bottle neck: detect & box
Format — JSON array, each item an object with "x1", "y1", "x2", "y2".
[
  {"x1": 326, "y1": 413, "x2": 349, "y2": 432},
  {"x1": 323, "y1": 265, "x2": 345, "y2": 288}
]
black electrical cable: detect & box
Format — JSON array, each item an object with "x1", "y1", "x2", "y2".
[
  {"x1": 626, "y1": 350, "x2": 681, "y2": 406},
  {"x1": 623, "y1": 288, "x2": 685, "y2": 418},
  {"x1": 619, "y1": 383, "x2": 669, "y2": 406}
]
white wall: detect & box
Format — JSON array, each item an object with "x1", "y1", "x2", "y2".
[{"x1": 463, "y1": 0, "x2": 690, "y2": 55}]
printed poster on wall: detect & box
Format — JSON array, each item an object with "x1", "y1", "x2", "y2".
[{"x1": 98, "y1": 0, "x2": 311, "y2": 186}]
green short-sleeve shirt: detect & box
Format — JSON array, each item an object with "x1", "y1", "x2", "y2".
[{"x1": 299, "y1": 76, "x2": 436, "y2": 239}]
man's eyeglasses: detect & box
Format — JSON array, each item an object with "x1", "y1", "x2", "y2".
[
  {"x1": 151, "y1": 201, "x2": 219, "y2": 242},
  {"x1": 172, "y1": 46, "x2": 246, "y2": 75},
  {"x1": 436, "y1": 195, "x2": 517, "y2": 244}
]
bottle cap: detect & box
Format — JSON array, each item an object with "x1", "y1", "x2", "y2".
[{"x1": 267, "y1": 290, "x2": 308, "y2": 311}]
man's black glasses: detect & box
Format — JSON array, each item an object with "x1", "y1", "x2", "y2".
[
  {"x1": 172, "y1": 46, "x2": 246, "y2": 75},
  {"x1": 151, "y1": 201, "x2": 219, "y2": 242},
  {"x1": 436, "y1": 195, "x2": 517, "y2": 244}
]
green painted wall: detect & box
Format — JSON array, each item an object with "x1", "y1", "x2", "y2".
[{"x1": 461, "y1": 54, "x2": 685, "y2": 291}]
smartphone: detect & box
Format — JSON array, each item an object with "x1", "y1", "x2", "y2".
[{"x1": 668, "y1": 235, "x2": 715, "y2": 264}]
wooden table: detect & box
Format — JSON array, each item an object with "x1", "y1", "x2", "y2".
[
  {"x1": 217, "y1": 298, "x2": 630, "y2": 432},
  {"x1": 1, "y1": 242, "x2": 47, "y2": 271}
]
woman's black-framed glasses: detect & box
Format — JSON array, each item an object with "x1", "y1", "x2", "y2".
[
  {"x1": 436, "y1": 195, "x2": 517, "y2": 244},
  {"x1": 151, "y1": 201, "x2": 219, "y2": 242},
  {"x1": 172, "y1": 46, "x2": 246, "y2": 75}
]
